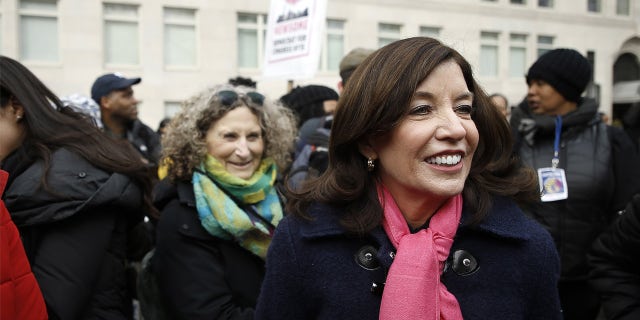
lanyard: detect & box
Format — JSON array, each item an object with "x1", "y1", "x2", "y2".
[{"x1": 552, "y1": 115, "x2": 562, "y2": 169}]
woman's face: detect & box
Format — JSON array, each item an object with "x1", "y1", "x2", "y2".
[
  {"x1": 369, "y1": 60, "x2": 479, "y2": 205},
  {"x1": 0, "y1": 102, "x2": 25, "y2": 162},
  {"x1": 527, "y1": 79, "x2": 572, "y2": 116},
  {"x1": 205, "y1": 106, "x2": 264, "y2": 180}
]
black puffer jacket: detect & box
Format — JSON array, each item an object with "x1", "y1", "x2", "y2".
[
  {"x1": 589, "y1": 193, "x2": 640, "y2": 320},
  {"x1": 152, "y1": 179, "x2": 265, "y2": 320},
  {"x1": 2, "y1": 147, "x2": 146, "y2": 320},
  {"x1": 511, "y1": 98, "x2": 640, "y2": 281}
]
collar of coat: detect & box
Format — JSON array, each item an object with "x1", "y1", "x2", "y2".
[{"x1": 296, "y1": 195, "x2": 534, "y2": 242}]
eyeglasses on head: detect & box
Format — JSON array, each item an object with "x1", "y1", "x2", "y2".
[{"x1": 216, "y1": 90, "x2": 265, "y2": 107}]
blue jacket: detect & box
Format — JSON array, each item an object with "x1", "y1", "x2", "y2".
[{"x1": 256, "y1": 196, "x2": 562, "y2": 320}]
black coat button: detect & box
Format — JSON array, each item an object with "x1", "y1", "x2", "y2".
[
  {"x1": 450, "y1": 249, "x2": 479, "y2": 276},
  {"x1": 355, "y1": 245, "x2": 380, "y2": 270},
  {"x1": 78, "y1": 172, "x2": 87, "y2": 178},
  {"x1": 370, "y1": 282, "x2": 384, "y2": 294}
]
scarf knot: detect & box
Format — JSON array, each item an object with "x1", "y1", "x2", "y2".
[{"x1": 378, "y1": 183, "x2": 463, "y2": 320}]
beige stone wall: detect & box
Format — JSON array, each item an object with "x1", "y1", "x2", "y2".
[{"x1": 0, "y1": 0, "x2": 637, "y2": 128}]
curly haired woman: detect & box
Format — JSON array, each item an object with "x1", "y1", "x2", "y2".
[{"x1": 151, "y1": 84, "x2": 297, "y2": 320}]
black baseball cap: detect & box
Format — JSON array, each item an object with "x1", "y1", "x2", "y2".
[{"x1": 91, "y1": 73, "x2": 141, "y2": 105}]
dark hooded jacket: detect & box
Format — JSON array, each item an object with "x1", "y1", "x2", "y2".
[
  {"x1": 1, "y1": 147, "x2": 146, "y2": 320},
  {"x1": 510, "y1": 97, "x2": 640, "y2": 281}
]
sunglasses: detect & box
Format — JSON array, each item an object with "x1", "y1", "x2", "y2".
[{"x1": 216, "y1": 90, "x2": 265, "y2": 107}]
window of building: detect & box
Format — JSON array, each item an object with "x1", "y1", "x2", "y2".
[
  {"x1": 19, "y1": 0, "x2": 58, "y2": 62},
  {"x1": 538, "y1": 0, "x2": 553, "y2": 8},
  {"x1": 420, "y1": 26, "x2": 441, "y2": 39},
  {"x1": 324, "y1": 19, "x2": 344, "y2": 71},
  {"x1": 510, "y1": 0, "x2": 526, "y2": 4},
  {"x1": 509, "y1": 33, "x2": 527, "y2": 77},
  {"x1": 585, "y1": 50, "x2": 598, "y2": 100},
  {"x1": 323, "y1": 19, "x2": 344, "y2": 72},
  {"x1": 537, "y1": 35, "x2": 554, "y2": 57},
  {"x1": 164, "y1": 7, "x2": 196, "y2": 67},
  {"x1": 588, "y1": 0, "x2": 601, "y2": 13},
  {"x1": 616, "y1": 0, "x2": 630, "y2": 15},
  {"x1": 0, "y1": 11, "x2": 3, "y2": 54},
  {"x1": 104, "y1": 3, "x2": 139, "y2": 65},
  {"x1": 479, "y1": 31, "x2": 499, "y2": 77},
  {"x1": 587, "y1": 50, "x2": 595, "y2": 81},
  {"x1": 164, "y1": 101, "x2": 182, "y2": 118},
  {"x1": 237, "y1": 12, "x2": 268, "y2": 69},
  {"x1": 378, "y1": 23, "x2": 402, "y2": 48}
]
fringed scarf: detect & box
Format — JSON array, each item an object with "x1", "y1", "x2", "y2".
[
  {"x1": 378, "y1": 183, "x2": 463, "y2": 320},
  {"x1": 193, "y1": 155, "x2": 283, "y2": 259}
]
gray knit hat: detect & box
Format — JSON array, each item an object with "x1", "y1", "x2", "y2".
[{"x1": 526, "y1": 48, "x2": 592, "y2": 103}]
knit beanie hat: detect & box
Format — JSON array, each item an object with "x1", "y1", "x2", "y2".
[
  {"x1": 280, "y1": 85, "x2": 339, "y2": 110},
  {"x1": 280, "y1": 85, "x2": 339, "y2": 125},
  {"x1": 526, "y1": 48, "x2": 592, "y2": 103}
]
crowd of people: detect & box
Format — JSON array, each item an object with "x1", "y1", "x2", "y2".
[{"x1": 2, "y1": 35, "x2": 640, "y2": 320}]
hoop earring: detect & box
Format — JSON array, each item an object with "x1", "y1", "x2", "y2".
[{"x1": 367, "y1": 158, "x2": 375, "y2": 172}]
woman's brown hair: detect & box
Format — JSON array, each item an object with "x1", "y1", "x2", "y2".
[{"x1": 286, "y1": 37, "x2": 538, "y2": 235}]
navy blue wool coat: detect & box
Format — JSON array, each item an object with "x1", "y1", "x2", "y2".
[{"x1": 255, "y1": 196, "x2": 562, "y2": 320}]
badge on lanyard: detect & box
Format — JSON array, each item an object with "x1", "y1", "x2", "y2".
[
  {"x1": 538, "y1": 116, "x2": 568, "y2": 202},
  {"x1": 538, "y1": 167, "x2": 568, "y2": 202}
]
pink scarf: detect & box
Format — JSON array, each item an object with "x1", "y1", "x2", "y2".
[{"x1": 378, "y1": 183, "x2": 463, "y2": 320}]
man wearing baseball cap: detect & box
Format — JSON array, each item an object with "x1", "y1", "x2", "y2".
[
  {"x1": 91, "y1": 73, "x2": 161, "y2": 167},
  {"x1": 337, "y1": 47, "x2": 375, "y2": 93}
]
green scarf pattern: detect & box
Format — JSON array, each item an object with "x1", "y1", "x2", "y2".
[{"x1": 193, "y1": 155, "x2": 283, "y2": 259}]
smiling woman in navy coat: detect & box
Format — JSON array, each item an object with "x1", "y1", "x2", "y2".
[{"x1": 255, "y1": 37, "x2": 562, "y2": 320}]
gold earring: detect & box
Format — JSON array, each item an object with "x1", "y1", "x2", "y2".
[{"x1": 367, "y1": 157, "x2": 375, "y2": 171}]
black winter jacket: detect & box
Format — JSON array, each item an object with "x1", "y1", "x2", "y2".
[
  {"x1": 1, "y1": 147, "x2": 147, "y2": 320},
  {"x1": 589, "y1": 193, "x2": 640, "y2": 320},
  {"x1": 127, "y1": 119, "x2": 161, "y2": 166},
  {"x1": 152, "y1": 179, "x2": 265, "y2": 320},
  {"x1": 511, "y1": 98, "x2": 640, "y2": 281},
  {"x1": 104, "y1": 119, "x2": 162, "y2": 167}
]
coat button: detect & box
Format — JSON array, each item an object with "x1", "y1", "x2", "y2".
[
  {"x1": 389, "y1": 251, "x2": 395, "y2": 259},
  {"x1": 355, "y1": 245, "x2": 379, "y2": 270},
  {"x1": 181, "y1": 224, "x2": 189, "y2": 230},
  {"x1": 78, "y1": 172, "x2": 87, "y2": 178},
  {"x1": 451, "y1": 250, "x2": 479, "y2": 276},
  {"x1": 370, "y1": 282, "x2": 385, "y2": 295}
]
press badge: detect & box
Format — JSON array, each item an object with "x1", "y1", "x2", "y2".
[{"x1": 538, "y1": 167, "x2": 568, "y2": 202}]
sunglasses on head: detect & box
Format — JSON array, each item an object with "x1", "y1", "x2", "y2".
[{"x1": 216, "y1": 90, "x2": 265, "y2": 107}]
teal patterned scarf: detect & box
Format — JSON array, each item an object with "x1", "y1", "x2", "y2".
[{"x1": 193, "y1": 155, "x2": 283, "y2": 259}]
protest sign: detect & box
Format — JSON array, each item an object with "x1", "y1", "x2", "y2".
[{"x1": 263, "y1": 0, "x2": 327, "y2": 79}]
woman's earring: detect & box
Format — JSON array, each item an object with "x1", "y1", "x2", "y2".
[
  {"x1": 367, "y1": 157, "x2": 375, "y2": 172},
  {"x1": 16, "y1": 115, "x2": 22, "y2": 120}
]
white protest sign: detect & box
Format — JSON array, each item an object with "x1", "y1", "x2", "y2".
[{"x1": 262, "y1": 0, "x2": 327, "y2": 79}]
